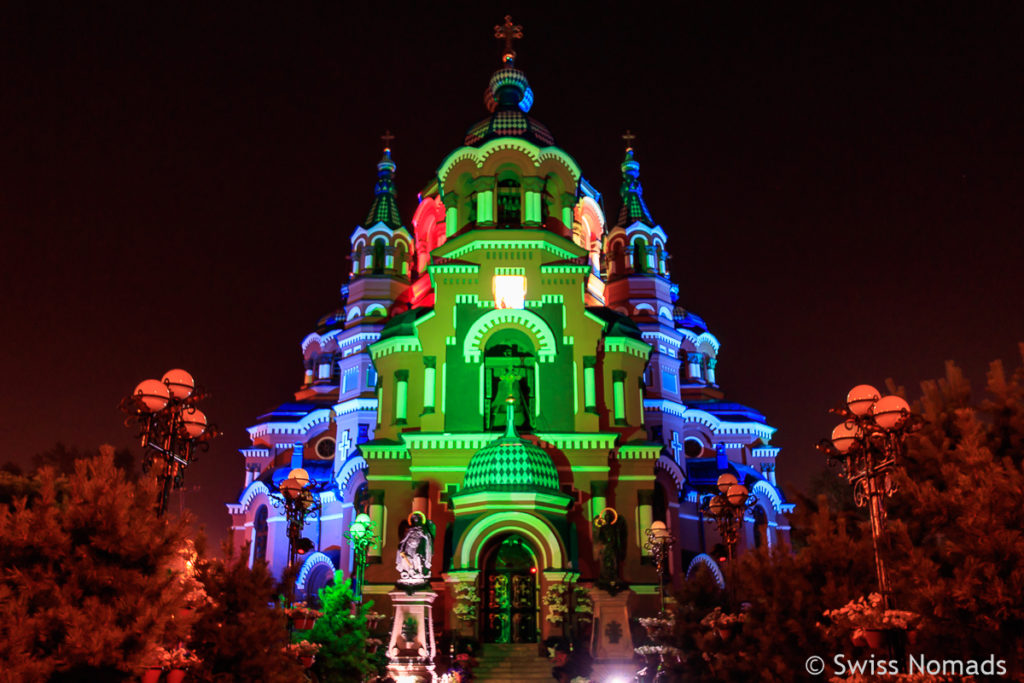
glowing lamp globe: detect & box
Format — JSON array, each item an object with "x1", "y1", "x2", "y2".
[
  {"x1": 709, "y1": 496, "x2": 725, "y2": 516},
  {"x1": 716, "y1": 473, "x2": 738, "y2": 494},
  {"x1": 181, "y1": 408, "x2": 208, "y2": 438},
  {"x1": 727, "y1": 483, "x2": 749, "y2": 507},
  {"x1": 349, "y1": 520, "x2": 366, "y2": 538},
  {"x1": 871, "y1": 395, "x2": 911, "y2": 430},
  {"x1": 649, "y1": 520, "x2": 669, "y2": 541},
  {"x1": 162, "y1": 369, "x2": 195, "y2": 400},
  {"x1": 355, "y1": 512, "x2": 372, "y2": 527},
  {"x1": 287, "y1": 467, "x2": 310, "y2": 485},
  {"x1": 280, "y1": 468, "x2": 310, "y2": 499},
  {"x1": 134, "y1": 379, "x2": 170, "y2": 412},
  {"x1": 831, "y1": 422, "x2": 861, "y2": 454},
  {"x1": 846, "y1": 384, "x2": 880, "y2": 416}
]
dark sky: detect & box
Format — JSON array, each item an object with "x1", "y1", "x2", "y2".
[{"x1": 2, "y1": 3, "x2": 1022, "y2": 548}]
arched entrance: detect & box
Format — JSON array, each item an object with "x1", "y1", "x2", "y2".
[{"x1": 481, "y1": 534, "x2": 538, "y2": 643}]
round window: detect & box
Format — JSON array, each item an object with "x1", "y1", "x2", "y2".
[
  {"x1": 683, "y1": 438, "x2": 705, "y2": 458},
  {"x1": 315, "y1": 437, "x2": 336, "y2": 459}
]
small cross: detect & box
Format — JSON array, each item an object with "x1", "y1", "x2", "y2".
[
  {"x1": 494, "y1": 15, "x2": 523, "y2": 62},
  {"x1": 622, "y1": 130, "x2": 637, "y2": 152},
  {"x1": 381, "y1": 130, "x2": 395, "y2": 151}
]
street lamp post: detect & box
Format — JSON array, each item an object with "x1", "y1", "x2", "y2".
[
  {"x1": 120, "y1": 369, "x2": 218, "y2": 516},
  {"x1": 701, "y1": 473, "x2": 757, "y2": 598},
  {"x1": 344, "y1": 512, "x2": 379, "y2": 602},
  {"x1": 817, "y1": 384, "x2": 917, "y2": 610},
  {"x1": 643, "y1": 520, "x2": 676, "y2": 615},
  {"x1": 270, "y1": 467, "x2": 323, "y2": 569}
]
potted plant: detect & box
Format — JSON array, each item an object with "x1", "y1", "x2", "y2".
[
  {"x1": 700, "y1": 606, "x2": 747, "y2": 641},
  {"x1": 451, "y1": 583, "x2": 481, "y2": 632},
  {"x1": 285, "y1": 601, "x2": 324, "y2": 631},
  {"x1": 366, "y1": 610, "x2": 387, "y2": 631},
  {"x1": 401, "y1": 616, "x2": 419, "y2": 646},
  {"x1": 542, "y1": 584, "x2": 570, "y2": 629},
  {"x1": 823, "y1": 593, "x2": 921, "y2": 649},
  {"x1": 156, "y1": 646, "x2": 201, "y2": 683},
  {"x1": 283, "y1": 640, "x2": 322, "y2": 668}
]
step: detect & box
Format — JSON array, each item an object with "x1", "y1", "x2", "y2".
[{"x1": 471, "y1": 643, "x2": 553, "y2": 682}]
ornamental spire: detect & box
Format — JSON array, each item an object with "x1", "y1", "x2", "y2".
[
  {"x1": 363, "y1": 131, "x2": 402, "y2": 230},
  {"x1": 494, "y1": 14, "x2": 523, "y2": 65},
  {"x1": 617, "y1": 131, "x2": 656, "y2": 227}
]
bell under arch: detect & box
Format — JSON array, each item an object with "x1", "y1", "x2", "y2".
[{"x1": 483, "y1": 327, "x2": 535, "y2": 431}]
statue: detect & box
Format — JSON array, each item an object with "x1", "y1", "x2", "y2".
[
  {"x1": 593, "y1": 507, "x2": 628, "y2": 594},
  {"x1": 490, "y1": 367, "x2": 529, "y2": 429},
  {"x1": 396, "y1": 511, "x2": 435, "y2": 590}
]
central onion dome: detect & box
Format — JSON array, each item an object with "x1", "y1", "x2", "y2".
[
  {"x1": 462, "y1": 399, "x2": 560, "y2": 492},
  {"x1": 464, "y1": 38, "x2": 554, "y2": 147}
]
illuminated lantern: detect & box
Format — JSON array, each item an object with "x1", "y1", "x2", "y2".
[
  {"x1": 726, "y1": 483, "x2": 749, "y2": 507},
  {"x1": 649, "y1": 520, "x2": 670, "y2": 541},
  {"x1": 181, "y1": 408, "x2": 208, "y2": 438},
  {"x1": 846, "y1": 384, "x2": 880, "y2": 416},
  {"x1": 134, "y1": 379, "x2": 169, "y2": 413},
  {"x1": 162, "y1": 369, "x2": 196, "y2": 400},
  {"x1": 716, "y1": 473, "x2": 738, "y2": 494},
  {"x1": 281, "y1": 468, "x2": 310, "y2": 500},
  {"x1": 871, "y1": 395, "x2": 911, "y2": 430},
  {"x1": 831, "y1": 422, "x2": 861, "y2": 454}
]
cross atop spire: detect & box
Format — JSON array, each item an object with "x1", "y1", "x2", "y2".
[
  {"x1": 622, "y1": 129, "x2": 637, "y2": 153},
  {"x1": 494, "y1": 15, "x2": 523, "y2": 64},
  {"x1": 380, "y1": 129, "x2": 395, "y2": 152}
]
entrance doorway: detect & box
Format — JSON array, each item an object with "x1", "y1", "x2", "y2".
[{"x1": 482, "y1": 535, "x2": 538, "y2": 643}]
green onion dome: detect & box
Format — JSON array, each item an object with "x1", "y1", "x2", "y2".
[{"x1": 462, "y1": 401, "x2": 560, "y2": 493}]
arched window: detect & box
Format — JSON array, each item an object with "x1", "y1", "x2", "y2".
[
  {"x1": 393, "y1": 241, "x2": 407, "y2": 278},
  {"x1": 753, "y1": 506, "x2": 769, "y2": 549},
  {"x1": 372, "y1": 238, "x2": 386, "y2": 274},
  {"x1": 497, "y1": 178, "x2": 521, "y2": 225},
  {"x1": 253, "y1": 505, "x2": 269, "y2": 565},
  {"x1": 633, "y1": 238, "x2": 648, "y2": 273},
  {"x1": 655, "y1": 243, "x2": 664, "y2": 275},
  {"x1": 611, "y1": 241, "x2": 625, "y2": 276},
  {"x1": 352, "y1": 245, "x2": 363, "y2": 275}
]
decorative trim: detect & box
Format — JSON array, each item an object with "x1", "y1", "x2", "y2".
[
  {"x1": 296, "y1": 552, "x2": 336, "y2": 591},
  {"x1": 687, "y1": 553, "x2": 726, "y2": 589},
  {"x1": 463, "y1": 308, "x2": 557, "y2": 363}
]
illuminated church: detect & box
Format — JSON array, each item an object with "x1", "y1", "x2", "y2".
[{"x1": 227, "y1": 20, "x2": 791, "y2": 652}]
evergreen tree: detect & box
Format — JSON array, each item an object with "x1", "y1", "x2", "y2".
[
  {"x1": 668, "y1": 347, "x2": 1024, "y2": 680},
  {"x1": 189, "y1": 546, "x2": 305, "y2": 682},
  {"x1": 885, "y1": 350, "x2": 1024, "y2": 673},
  {"x1": 0, "y1": 447, "x2": 193, "y2": 681},
  {"x1": 307, "y1": 573, "x2": 385, "y2": 682},
  {"x1": 668, "y1": 499, "x2": 875, "y2": 682}
]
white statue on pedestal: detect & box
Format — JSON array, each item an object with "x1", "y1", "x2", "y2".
[{"x1": 396, "y1": 511, "x2": 435, "y2": 588}]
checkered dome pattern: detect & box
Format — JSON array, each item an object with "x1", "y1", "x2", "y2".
[
  {"x1": 462, "y1": 436, "x2": 560, "y2": 492},
  {"x1": 464, "y1": 111, "x2": 555, "y2": 147},
  {"x1": 488, "y1": 67, "x2": 529, "y2": 98}
]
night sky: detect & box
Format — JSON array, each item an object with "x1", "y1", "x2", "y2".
[{"x1": 3, "y1": 4, "x2": 1022, "y2": 549}]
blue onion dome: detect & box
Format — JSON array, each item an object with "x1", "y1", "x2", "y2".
[{"x1": 462, "y1": 400, "x2": 560, "y2": 493}]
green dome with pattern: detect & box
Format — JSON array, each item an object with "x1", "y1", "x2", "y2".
[{"x1": 463, "y1": 403, "x2": 560, "y2": 493}]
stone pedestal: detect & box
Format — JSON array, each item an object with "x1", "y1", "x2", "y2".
[
  {"x1": 588, "y1": 587, "x2": 634, "y2": 661},
  {"x1": 386, "y1": 590, "x2": 438, "y2": 683}
]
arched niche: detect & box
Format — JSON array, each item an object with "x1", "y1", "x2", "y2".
[{"x1": 483, "y1": 327, "x2": 536, "y2": 431}]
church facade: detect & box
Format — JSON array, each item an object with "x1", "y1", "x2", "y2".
[{"x1": 227, "y1": 25, "x2": 792, "y2": 647}]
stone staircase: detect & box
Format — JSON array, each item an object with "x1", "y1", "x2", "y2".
[{"x1": 472, "y1": 643, "x2": 552, "y2": 682}]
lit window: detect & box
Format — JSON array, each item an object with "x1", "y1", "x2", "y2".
[
  {"x1": 493, "y1": 275, "x2": 526, "y2": 309},
  {"x1": 318, "y1": 363, "x2": 331, "y2": 380}
]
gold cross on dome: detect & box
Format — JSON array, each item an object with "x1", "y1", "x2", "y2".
[
  {"x1": 622, "y1": 130, "x2": 637, "y2": 152},
  {"x1": 380, "y1": 130, "x2": 395, "y2": 151},
  {"x1": 494, "y1": 15, "x2": 523, "y2": 62}
]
